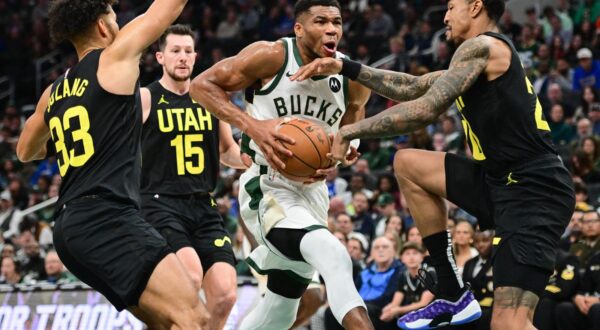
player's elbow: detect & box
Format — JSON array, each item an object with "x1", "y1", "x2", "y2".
[
  {"x1": 190, "y1": 74, "x2": 211, "y2": 104},
  {"x1": 16, "y1": 143, "x2": 34, "y2": 163}
]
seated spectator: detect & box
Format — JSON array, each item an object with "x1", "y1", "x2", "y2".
[
  {"x1": 341, "y1": 174, "x2": 374, "y2": 206},
  {"x1": 556, "y1": 251, "x2": 600, "y2": 330},
  {"x1": 362, "y1": 140, "x2": 391, "y2": 171},
  {"x1": 379, "y1": 242, "x2": 434, "y2": 325},
  {"x1": 561, "y1": 205, "x2": 585, "y2": 251},
  {"x1": 579, "y1": 136, "x2": 600, "y2": 169},
  {"x1": 19, "y1": 240, "x2": 45, "y2": 283},
  {"x1": 334, "y1": 213, "x2": 354, "y2": 237},
  {"x1": 374, "y1": 193, "x2": 399, "y2": 237},
  {"x1": 574, "y1": 86, "x2": 600, "y2": 120},
  {"x1": 571, "y1": 149, "x2": 600, "y2": 184},
  {"x1": 1, "y1": 244, "x2": 15, "y2": 259},
  {"x1": 325, "y1": 167, "x2": 348, "y2": 198},
  {"x1": 573, "y1": 48, "x2": 600, "y2": 91},
  {"x1": 348, "y1": 232, "x2": 368, "y2": 275},
  {"x1": 349, "y1": 192, "x2": 376, "y2": 242},
  {"x1": 549, "y1": 104, "x2": 575, "y2": 145},
  {"x1": 463, "y1": 230, "x2": 494, "y2": 330},
  {"x1": 569, "y1": 210, "x2": 600, "y2": 265},
  {"x1": 328, "y1": 196, "x2": 346, "y2": 219},
  {"x1": 372, "y1": 174, "x2": 401, "y2": 211},
  {"x1": 534, "y1": 250, "x2": 580, "y2": 330},
  {"x1": 0, "y1": 257, "x2": 21, "y2": 285},
  {"x1": 325, "y1": 236, "x2": 401, "y2": 330},
  {"x1": 405, "y1": 225, "x2": 423, "y2": 246},
  {"x1": 39, "y1": 250, "x2": 77, "y2": 284},
  {"x1": 453, "y1": 220, "x2": 479, "y2": 277}
]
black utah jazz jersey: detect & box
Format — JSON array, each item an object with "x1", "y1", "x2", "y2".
[
  {"x1": 44, "y1": 49, "x2": 142, "y2": 210},
  {"x1": 456, "y1": 32, "x2": 556, "y2": 173},
  {"x1": 141, "y1": 81, "x2": 219, "y2": 195}
]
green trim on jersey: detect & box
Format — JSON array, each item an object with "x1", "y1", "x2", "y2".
[
  {"x1": 343, "y1": 76, "x2": 349, "y2": 107},
  {"x1": 240, "y1": 134, "x2": 256, "y2": 162},
  {"x1": 255, "y1": 39, "x2": 289, "y2": 96},
  {"x1": 244, "y1": 175, "x2": 263, "y2": 210},
  {"x1": 304, "y1": 225, "x2": 328, "y2": 232},
  {"x1": 246, "y1": 257, "x2": 313, "y2": 285},
  {"x1": 292, "y1": 38, "x2": 327, "y2": 81}
]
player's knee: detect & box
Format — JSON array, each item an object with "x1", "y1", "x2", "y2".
[
  {"x1": 213, "y1": 290, "x2": 237, "y2": 316},
  {"x1": 393, "y1": 149, "x2": 418, "y2": 181}
]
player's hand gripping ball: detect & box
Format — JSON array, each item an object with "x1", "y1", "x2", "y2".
[{"x1": 276, "y1": 118, "x2": 332, "y2": 181}]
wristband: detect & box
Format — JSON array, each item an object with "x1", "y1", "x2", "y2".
[{"x1": 340, "y1": 57, "x2": 361, "y2": 80}]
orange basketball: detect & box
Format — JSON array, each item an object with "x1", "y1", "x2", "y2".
[{"x1": 277, "y1": 118, "x2": 331, "y2": 180}]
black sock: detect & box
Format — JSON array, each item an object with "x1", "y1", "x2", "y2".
[{"x1": 422, "y1": 230, "x2": 463, "y2": 298}]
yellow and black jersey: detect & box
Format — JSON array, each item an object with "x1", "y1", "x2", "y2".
[
  {"x1": 44, "y1": 49, "x2": 142, "y2": 210},
  {"x1": 141, "y1": 81, "x2": 219, "y2": 195},
  {"x1": 456, "y1": 32, "x2": 556, "y2": 173}
]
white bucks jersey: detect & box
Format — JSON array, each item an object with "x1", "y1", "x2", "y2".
[{"x1": 242, "y1": 37, "x2": 349, "y2": 166}]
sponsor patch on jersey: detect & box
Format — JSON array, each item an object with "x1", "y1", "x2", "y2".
[{"x1": 329, "y1": 77, "x2": 341, "y2": 92}]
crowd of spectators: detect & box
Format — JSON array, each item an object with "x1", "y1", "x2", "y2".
[{"x1": 2, "y1": 0, "x2": 600, "y2": 329}]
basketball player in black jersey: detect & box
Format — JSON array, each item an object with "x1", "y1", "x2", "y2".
[
  {"x1": 292, "y1": 0, "x2": 575, "y2": 329},
  {"x1": 16, "y1": 1, "x2": 209, "y2": 328},
  {"x1": 140, "y1": 24, "x2": 246, "y2": 330}
]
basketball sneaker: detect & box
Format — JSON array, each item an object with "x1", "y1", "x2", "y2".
[{"x1": 397, "y1": 270, "x2": 481, "y2": 330}]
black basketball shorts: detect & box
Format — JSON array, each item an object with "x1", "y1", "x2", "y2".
[
  {"x1": 53, "y1": 196, "x2": 171, "y2": 311},
  {"x1": 141, "y1": 193, "x2": 235, "y2": 272},
  {"x1": 445, "y1": 153, "x2": 575, "y2": 296}
]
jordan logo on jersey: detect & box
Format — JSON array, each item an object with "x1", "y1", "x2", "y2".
[{"x1": 158, "y1": 94, "x2": 169, "y2": 105}]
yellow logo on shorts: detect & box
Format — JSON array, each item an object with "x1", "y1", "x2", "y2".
[
  {"x1": 214, "y1": 236, "x2": 231, "y2": 247},
  {"x1": 561, "y1": 265, "x2": 575, "y2": 281},
  {"x1": 506, "y1": 172, "x2": 519, "y2": 186}
]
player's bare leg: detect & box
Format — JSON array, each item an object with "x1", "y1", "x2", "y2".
[
  {"x1": 176, "y1": 247, "x2": 204, "y2": 290},
  {"x1": 491, "y1": 287, "x2": 539, "y2": 330},
  {"x1": 203, "y1": 262, "x2": 237, "y2": 330},
  {"x1": 137, "y1": 254, "x2": 210, "y2": 329},
  {"x1": 393, "y1": 149, "x2": 480, "y2": 329},
  {"x1": 342, "y1": 306, "x2": 375, "y2": 330},
  {"x1": 292, "y1": 287, "x2": 325, "y2": 329},
  {"x1": 393, "y1": 149, "x2": 448, "y2": 236}
]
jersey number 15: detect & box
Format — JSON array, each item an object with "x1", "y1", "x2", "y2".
[{"x1": 171, "y1": 134, "x2": 205, "y2": 175}]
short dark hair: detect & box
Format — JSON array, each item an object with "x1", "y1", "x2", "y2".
[
  {"x1": 48, "y1": 0, "x2": 115, "y2": 44},
  {"x1": 158, "y1": 24, "x2": 195, "y2": 51},
  {"x1": 294, "y1": 0, "x2": 341, "y2": 19},
  {"x1": 482, "y1": 0, "x2": 506, "y2": 22}
]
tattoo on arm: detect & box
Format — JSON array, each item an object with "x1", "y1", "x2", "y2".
[
  {"x1": 494, "y1": 287, "x2": 539, "y2": 311},
  {"x1": 341, "y1": 37, "x2": 490, "y2": 140},
  {"x1": 357, "y1": 67, "x2": 445, "y2": 102}
]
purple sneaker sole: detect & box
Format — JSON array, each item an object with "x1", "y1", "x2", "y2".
[{"x1": 397, "y1": 288, "x2": 482, "y2": 329}]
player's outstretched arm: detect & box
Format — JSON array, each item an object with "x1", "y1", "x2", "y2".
[
  {"x1": 219, "y1": 121, "x2": 247, "y2": 170},
  {"x1": 340, "y1": 36, "x2": 490, "y2": 141},
  {"x1": 190, "y1": 41, "x2": 295, "y2": 170},
  {"x1": 16, "y1": 86, "x2": 52, "y2": 162},
  {"x1": 354, "y1": 67, "x2": 444, "y2": 102},
  {"x1": 290, "y1": 58, "x2": 445, "y2": 102},
  {"x1": 107, "y1": 0, "x2": 187, "y2": 61},
  {"x1": 98, "y1": 0, "x2": 187, "y2": 95}
]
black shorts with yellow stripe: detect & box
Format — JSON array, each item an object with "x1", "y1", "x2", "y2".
[
  {"x1": 141, "y1": 193, "x2": 236, "y2": 271},
  {"x1": 445, "y1": 153, "x2": 575, "y2": 296}
]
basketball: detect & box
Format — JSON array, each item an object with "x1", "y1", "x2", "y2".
[{"x1": 277, "y1": 118, "x2": 332, "y2": 180}]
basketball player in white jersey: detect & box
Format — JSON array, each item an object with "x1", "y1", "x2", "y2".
[{"x1": 190, "y1": 1, "x2": 373, "y2": 329}]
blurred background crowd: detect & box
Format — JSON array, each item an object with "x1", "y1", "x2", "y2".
[{"x1": 2, "y1": 0, "x2": 600, "y2": 329}]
